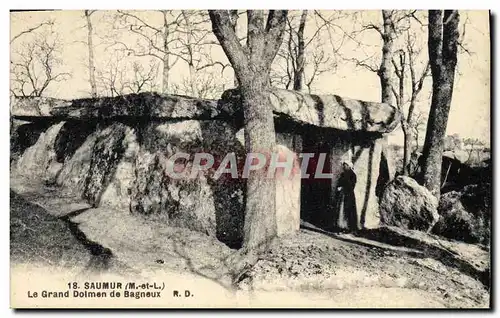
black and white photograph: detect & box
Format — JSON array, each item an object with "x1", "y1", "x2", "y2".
[{"x1": 8, "y1": 8, "x2": 491, "y2": 309}]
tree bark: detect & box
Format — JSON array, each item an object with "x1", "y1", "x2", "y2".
[
  {"x1": 293, "y1": 10, "x2": 307, "y2": 91},
  {"x1": 402, "y1": 129, "x2": 412, "y2": 174},
  {"x1": 420, "y1": 10, "x2": 460, "y2": 197},
  {"x1": 85, "y1": 10, "x2": 97, "y2": 98},
  {"x1": 379, "y1": 10, "x2": 396, "y2": 105},
  {"x1": 239, "y1": 74, "x2": 277, "y2": 250},
  {"x1": 209, "y1": 10, "x2": 287, "y2": 252},
  {"x1": 394, "y1": 50, "x2": 411, "y2": 176},
  {"x1": 161, "y1": 11, "x2": 170, "y2": 93},
  {"x1": 229, "y1": 10, "x2": 241, "y2": 88},
  {"x1": 181, "y1": 11, "x2": 197, "y2": 96}
]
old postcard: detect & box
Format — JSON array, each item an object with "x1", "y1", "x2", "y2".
[{"x1": 9, "y1": 9, "x2": 491, "y2": 308}]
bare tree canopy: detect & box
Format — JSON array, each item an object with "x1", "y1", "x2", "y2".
[
  {"x1": 107, "y1": 10, "x2": 226, "y2": 97},
  {"x1": 11, "y1": 29, "x2": 71, "y2": 97},
  {"x1": 271, "y1": 10, "x2": 339, "y2": 92}
]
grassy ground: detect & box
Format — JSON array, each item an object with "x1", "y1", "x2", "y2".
[{"x1": 10, "y1": 190, "x2": 91, "y2": 271}]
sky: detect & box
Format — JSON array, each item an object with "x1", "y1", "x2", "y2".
[{"x1": 10, "y1": 10, "x2": 490, "y2": 145}]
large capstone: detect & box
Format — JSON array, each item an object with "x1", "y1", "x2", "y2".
[
  {"x1": 11, "y1": 93, "x2": 223, "y2": 120},
  {"x1": 220, "y1": 88, "x2": 400, "y2": 133}
]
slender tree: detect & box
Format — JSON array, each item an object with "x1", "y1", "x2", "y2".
[
  {"x1": 392, "y1": 25, "x2": 430, "y2": 175},
  {"x1": 85, "y1": 10, "x2": 98, "y2": 97},
  {"x1": 378, "y1": 10, "x2": 397, "y2": 104},
  {"x1": 420, "y1": 10, "x2": 460, "y2": 196},
  {"x1": 293, "y1": 10, "x2": 308, "y2": 90}
]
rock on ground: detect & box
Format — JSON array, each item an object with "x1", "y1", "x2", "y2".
[
  {"x1": 379, "y1": 176, "x2": 439, "y2": 232},
  {"x1": 433, "y1": 183, "x2": 491, "y2": 244}
]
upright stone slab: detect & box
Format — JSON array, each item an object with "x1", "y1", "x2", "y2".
[
  {"x1": 56, "y1": 131, "x2": 99, "y2": 196},
  {"x1": 98, "y1": 125, "x2": 141, "y2": 211},
  {"x1": 13, "y1": 122, "x2": 66, "y2": 182},
  {"x1": 275, "y1": 132, "x2": 302, "y2": 236},
  {"x1": 130, "y1": 120, "x2": 246, "y2": 247},
  {"x1": 352, "y1": 138, "x2": 383, "y2": 229}
]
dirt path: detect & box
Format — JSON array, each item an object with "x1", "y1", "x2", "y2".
[
  {"x1": 10, "y1": 179, "x2": 490, "y2": 308},
  {"x1": 240, "y1": 228, "x2": 489, "y2": 308}
]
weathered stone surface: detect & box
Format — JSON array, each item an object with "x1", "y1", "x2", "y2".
[
  {"x1": 56, "y1": 131, "x2": 99, "y2": 196},
  {"x1": 330, "y1": 137, "x2": 383, "y2": 230},
  {"x1": 275, "y1": 133, "x2": 302, "y2": 236},
  {"x1": 10, "y1": 88, "x2": 402, "y2": 247},
  {"x1": 10, "y1": 119, "x2": 53, "y2": 163},
  {"x1": 220, "y1": 88, "x2": 401, "y2": 133},
  {"x1": 98, "y1": 125, "x2": 140, "y2": 211},
  {"x1": 12, "y1": 122, "x2": 66, "y2": 181},
  {"x1": 10, "y1": 96, "x2": 71, "y2": 117},
  {"x1": 433, "y1": 184, "x2": 491, "y2": 244},
  {"x1": 11, "y1": 93, "x2": 222, "y2": 120},
  {"x1": 82, "y1": 123, "x2": 131, "y2": 207},
  {"x1": 130, "y1": 120, "x2": 246, "y2": 247},
  {"x1": 54, "y1": 121, "x2": 97, "y2": 163},
  {"x1": 13, "y1": 89, "x2": 400, "y2": 135},
  {"x1": 353, "y1": 138, "x2": 383, "y2": 229},
  {"x1": 12, "y1": 117, "x2": 244, "y2": 247},
  {"x1": 380, "y1": 176, "x2": 439, "y2": 232},
  {"x1": 56, "y1": 121, "x2": 138, "y2": 210}
]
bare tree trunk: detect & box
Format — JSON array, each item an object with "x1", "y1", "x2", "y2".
[
  {"x1": 379, "y1": 10, "x2": 396, "y2": 105},
  {"x1": 182, "y1": 11, "x2": 197, "y2": 96},
  {"x1": 229, "y1": 10, "x2": 241, "y2": 88},
  {"x1": 209, "y1": 10, "x2": 287, "y2": 254},
  {"x1": 402, "y1": 129, "x2": 412, "y2": 174},
  {"x1": 85, "y1": 10, "x2": 97, "y2": 98},
  {"x1": 162, "y1": 52, "x2": 169, "y2": 93},
  {"x1": 239, "y1": 74, "x2": 277, "y2": 249},
  {"x1": 393, "y1": 50, "x2": 411, "y2": 176},
  {"x1": 420, "y1": 10, "x2": 460, "y2": 197},
  {"x1": 377, "y1": 11, "x2": 397, "y2": 178},
  {"x1": 293, "y1": 10, "x2": 307, "y2": 91},
  {"x1": 161, "y1": 11, "x2": 170, "y2": 93}
]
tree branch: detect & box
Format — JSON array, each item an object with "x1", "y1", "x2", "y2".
[
  {"x1": 209, "y1": 10, "x2": 249, "y2": 78},
  {"x1": 10, "y1": 19, "x2": 54, "y2": 44}
]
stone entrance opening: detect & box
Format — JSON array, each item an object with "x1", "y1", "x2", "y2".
[{"x1": 300, "y1": 131, "x2": 334, "y2": 231}]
